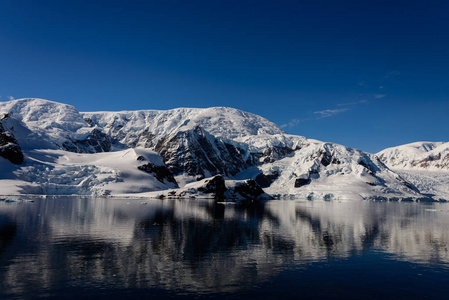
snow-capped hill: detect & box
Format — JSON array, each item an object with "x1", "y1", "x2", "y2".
[
  {"x1": 377, "y1": 141, "x2": 449, "y2": 170},
  {"x1": 0, "y1": 98, "x2": 110, "y2": 152},
  {"x1": 376, "y1": 142, "x2": 449, "y2": 201},
  {"x1": 82, "y1": 106, "x2": 284, "y2": 148},
  {"x1": 238, "y1": 140, "x2": 421, "y2": 201},
  {"x1": 0, "y1": 98, "x2": 86, "y2": 132}
]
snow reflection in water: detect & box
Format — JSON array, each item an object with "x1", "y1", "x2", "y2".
[{"x1": 1, "y1": 198, "x2": 449, "y2": 299}]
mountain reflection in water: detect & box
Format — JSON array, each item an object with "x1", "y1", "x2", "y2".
[{"x1": 1, "y1": 198, "x2": 449, "y2": 299}]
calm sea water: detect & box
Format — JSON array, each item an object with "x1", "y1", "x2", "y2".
[{"x1": 1, "y1": 197, "x2": 449, "y2": 299}]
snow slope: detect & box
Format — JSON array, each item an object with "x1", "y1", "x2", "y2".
[{"x1": 0, "y1": 148, "x2": 176, "y2": 196}]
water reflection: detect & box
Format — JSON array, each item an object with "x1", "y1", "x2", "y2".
[{"x1": 1, "y1": 198, "x2": 449, "y2": 297}]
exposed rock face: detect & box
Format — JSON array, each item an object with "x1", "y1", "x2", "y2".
[
  {"x1": 357, "y1": 155, "x2": 381, "y2": 175},
  {"x1": 308, "y1": 144, "x2": 342, "y2": 167},
  {"x1": 294, "y1": 178, "x2": 311, "y2": 188},
  {"x1": 229, "y1": 179, "x2": 268, "y2": 200},
  {"x1": 151, "y1": 127, "x2": 299, "y2": 181},
  {"x1": 154, "y1": 126, "x2": 250, "y2": 178},
  {"x1": 138, "y1": 162, "x2": 178, "y2": 187},
  {"x1": 255, "y1": 171, "x2": 280, "y2": 188},
  {"x1": 0, "y1": 120, "x2": 24, "y2": 165},
  {"x1": 196, "y1": 175, "x2": 227, "y2": 199},
  {"x1": 156, "y1": 175, "x2": 271, "y2": 201},
  {"x1": 260, "y1": 146, "x2": 294, "y2": 164},
  {"x1": 63, "y1": 129, "x2": 112, "y2": 153}
]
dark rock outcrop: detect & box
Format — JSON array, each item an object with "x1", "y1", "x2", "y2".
[
  {"x1": 231, "y1": 179, "x2": 267, "y2": 199},
  {"x1": 311, "y1": 146, "x2": 341, "y2": 167},
  {"x1": 197, "y1": 175, "x2": 227, "y2": 199},
  {"x1": 358, "y1": 157, "x2": 380, "y2": 175},
  {"x1": 260, "y1": 146, "x2": 294, "y2": 164},
  {"x1": 155, "y1": 126, "x2": 250, "y2": 178},
  {"x1": 0, "y1": 121, "x2": 24, "y2": 165},
  {"x1": 171, "y1": 175, "x2": 270, "y2": 201},
  {"x1": 153, "y1": 125, "x2": 298, "y2": 181},
  {"x1": 255, "y1": 171, "x2": 280, "y2": 188},
  {"x1": 138, "y1": 162, "x2": 178, "y2": 187},
  {"x1": 294, "y1": 178, "x2": 311, "y2": 188},
  {"x1": 63, "y1": 128, "x2": 112, "y2": 153}
]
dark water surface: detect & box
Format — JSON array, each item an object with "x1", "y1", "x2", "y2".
[{"x1": 1, "y1": 197, "x2": 449, "y2": 299}]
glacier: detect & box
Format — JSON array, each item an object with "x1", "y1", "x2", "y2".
[{"x1": 0, "y1": 98, "x2": 446, "y2": 201}]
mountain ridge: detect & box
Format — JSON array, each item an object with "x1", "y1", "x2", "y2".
[{"x1": 0, "y1": 98, "x2": 445, "y2": 201}]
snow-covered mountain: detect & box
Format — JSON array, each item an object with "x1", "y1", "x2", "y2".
[
  {"x1": 376, "y1": 142, "x2": 449, "y2": 201},
  {"x1": 0, "y1": 98, "x2": 444, "y2": 201},
  {"x1": 83, "y1": 106, "x2": 305, "y2": 180},
  {"x1": 237, "y1": 140, "x2": 420, "y2": 200},
  {"x1": 0, "y1": 98, "x2": 108, "y2": 152},
  {"x1": 377, "y1": 141, "x2": 449, "y2": 170},
  {"x1": 82, "y1": 106, "x2": 285, "y2": 146}
]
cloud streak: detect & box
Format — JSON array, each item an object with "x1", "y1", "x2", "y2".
[
  {"x1": 281, "y1": 105, "x2": 354, "y2": 129},
  {"x1": 280, "y1": 118, "x2": 301, "y2": 129},
  {"x1": 313, "y1": 108, "x2": 349, "y2": 119},
  {"x1": 281, "y1": 95, "x2": 371, "y2": 129},
  {"x1": 337, "y1": 99, "x2": 369, "y2": 107},
  {"x1": 279, "y1": 70, "x2": 398, "y2": 130}
]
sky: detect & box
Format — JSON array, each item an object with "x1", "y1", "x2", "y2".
[{"x1": 0, "y1": 0, "x2": 448, "y2": 153}]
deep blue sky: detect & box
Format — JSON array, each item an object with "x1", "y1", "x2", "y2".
[{"x1": 1, "y1": 0, "x2": 448, "y2": 153}]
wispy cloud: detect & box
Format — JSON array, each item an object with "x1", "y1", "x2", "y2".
[
  {"x1": 280, "y1": 118, "x2": 301, "y2": 129},
  {"x1": 284, "y1": 70, "x2": 397, "y2": 130},
  {"x1": 337, "y1": 99, "x2": 369, "y2": 107},
  {"x1": 313, "y1": 108, "x2": 349, "y2": 119},
  {"x1": 8, "y1": 96, "x2": 15, "y2": 101},
  {"x1": 281, "y1": 106, "x2": 352, "y2": 129}
]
